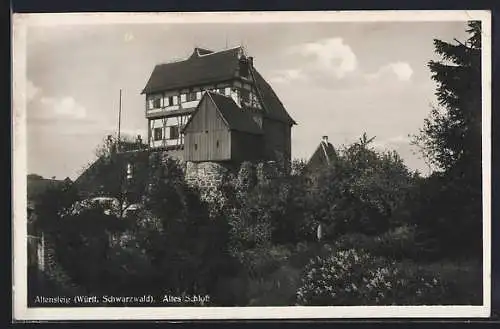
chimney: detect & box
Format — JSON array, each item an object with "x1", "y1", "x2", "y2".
[{"x1": 322, "y1": 135, "x2": 329, "y2": 144}]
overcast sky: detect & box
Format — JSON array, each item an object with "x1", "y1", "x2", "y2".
[{"x1": 26, "y1": 21, "x2": 470, "y2": 180}]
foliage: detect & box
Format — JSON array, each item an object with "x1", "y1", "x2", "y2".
[
  {"x1": 34, "y1": 179, "x2": 81, "y2": 234},
  {"x1": 411, "y1": 21, "x2": 482, "y2": 258},
  {"x1": 223, "y1": 162, "x2": 316, "y2": 250},
  {"x1": 296, "y1": 249, "x2": 444, "y2": 306},
  {"x1": 131, "y1": 153, "x2": 236, "y2": 300},
  {"x1": 308, "y1": 133, "x2": 416, "y2": 237},
  {"x1": 414, "y1": 21, "x2": 482, "y2": 173}
]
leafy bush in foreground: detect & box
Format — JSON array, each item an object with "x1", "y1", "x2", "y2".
[{"x1": 296, "y1": 249, "x2": 443, "y2": 306}]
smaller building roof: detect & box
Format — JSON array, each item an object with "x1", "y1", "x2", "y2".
[
  {"x1": 307, "y1": 137, "x2": 337, "y2": 170},
  {"x1": 27, "y1": 175, "x2": 68, "y2": 203}
]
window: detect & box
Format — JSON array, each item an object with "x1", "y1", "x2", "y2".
[
  {"x1": 153, "y1": 127, "x2": 163, "y2": 141},
  {"x1": 216, "y1": 140, "x2": 220, "y2": 148},
  {"x1": 186, "y1": 92, "x2": 197, "y2": 102},
  {"x1": 169, "y1": 126, "x2": 179, "y2": 139},
  {"x1": 194, "y1": 143, "x2": 198, "y2": 151},
  {"x1": 153, "y1": 98, "x2": 161, "y2": 109},
  {"x1": 218, "y1": 88, "x2": 225, "y2": 95},
  {"x1": 165, "y1": 96, "x2": 175, "y2": 106}
]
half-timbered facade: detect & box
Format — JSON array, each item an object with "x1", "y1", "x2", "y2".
[{"x1": 141, "y1": 46, "x2": 296, "y2": 165}]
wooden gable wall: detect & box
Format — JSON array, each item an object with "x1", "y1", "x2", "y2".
[{"x1": 184, "y1": 97, "x2": 231, "y2": 162}]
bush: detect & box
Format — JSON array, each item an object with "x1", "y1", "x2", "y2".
[{"x1": 296, "y1": 248, "x2": 444, "y2": 306}]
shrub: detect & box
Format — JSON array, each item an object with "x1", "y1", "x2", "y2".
[{"x1": 296, "y1": 248, "x2": 444, "y2": 306}]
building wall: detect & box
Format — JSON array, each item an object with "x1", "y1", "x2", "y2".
[
  {"x1": 145, "y1": 83, "x2": 233, "y2": 116},
  {"x1": 184, "y1": 97, "x2": 232, "y2": 162},
  {"x1": 262, "y1": 118, "x2": 291, "y2": 163},
  {"x1": 149, "y1": 115, "x2": 190, "y2": 148},
  {"x1": 230, "y1": 132, "x2": 263, "y2": 162}
]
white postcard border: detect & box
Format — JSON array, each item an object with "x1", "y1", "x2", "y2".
[{"x1": 12, "y1": 10, "x2": 492, "y2": 321}]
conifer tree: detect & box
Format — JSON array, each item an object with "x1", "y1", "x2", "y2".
[
  {"x1": 413, "y1": 21, "x2": 483, "y2": 257},
  {"x1": 417, "y1": 21, "x2": 482, "y2": 175}
]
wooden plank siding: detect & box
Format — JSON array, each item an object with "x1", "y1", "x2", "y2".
[{"x1": 184, "y1": 97, "x2": 231, "y2": 161}]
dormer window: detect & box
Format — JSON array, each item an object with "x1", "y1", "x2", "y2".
[{"x1": 218, "y1": 88, "x2": 225, "y2": 95}]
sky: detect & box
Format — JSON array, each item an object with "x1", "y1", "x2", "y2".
[{"x1": 25, "y1": 20, "x2": 470, "y2": 180}]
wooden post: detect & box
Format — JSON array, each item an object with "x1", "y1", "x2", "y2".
[{"x1": 117, "y1": 89, "x2": 122, "y2": 150}]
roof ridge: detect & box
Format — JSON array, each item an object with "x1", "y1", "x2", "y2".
[
  {"x1": 196, "y1": 46, "x2": 242, "y2": 58},
  {"x1": 206, "y1": 92, "x2": 233, "y2": 129},
  {"x1": 321, "y1": 141, "x2": 331, "y2": 165},
  {"x1": 194, "y1": 47, "x2": 214, "y2": 56},
  {"x1": 207, "y1": 90, "x2": 241, "y2": 108},
  {"x1": 155, "y1": 46, "x2": 242, "y2": 66}
]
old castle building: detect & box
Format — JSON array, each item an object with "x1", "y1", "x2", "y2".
[
  {"x1": 74, "y1": 46, "x2": 296, "y2": 196},
  {"x1": 141, "y1": 46, "x2": 296, "y2": 184}
]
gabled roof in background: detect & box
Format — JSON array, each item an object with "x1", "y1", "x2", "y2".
[
  {"x1": 142, "y1": 47, "x2": 242, "y2": 94},
  {"x1": 73, "y1": 150, "x2": 151, "y2": 198},
  {"x1": 184, "y1": 92, "x2": 263, "y2": 135},
  {"x1": 307, "y1": 140, "x2": 337, "y2": 170},
  {"x1": 27, "y1": 175, "x2": 68, "y2": 203}
]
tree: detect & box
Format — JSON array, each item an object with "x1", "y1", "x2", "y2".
[
  {"x1": 415, "y1": 21, "x2": 481, "y2": 175},
  {"x1": 136, "y1": 153, "x2": 236, "y2": 301},
  {"x1": 309, "y1": 133, "x2": 416, "y2": 238},
  {"x1": 412, "y1": 21, "x2": 482, "y2": 257}
]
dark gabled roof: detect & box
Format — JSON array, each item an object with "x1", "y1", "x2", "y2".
[
  {"x1": 184, "y1": 92, "x2": 263, "y2": 135},
  {"x1": 27, "y1": 175, "x2": 66, "y2": 202},
  {"x1": 142, "y1": 47, "x2": 242, "y2": 94},
  {"x1": 74, "y1": 150, "x2": 151, "y2": 198},
  {"x1": 307, "y1": 141, "x2": 337, "y2": 170},
  {"x1": 251, "y1": 69, "x2": 297, "y2": 125},
  {"x1": 209, "y1": 92, "x2": 263, "y2": 135}
]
